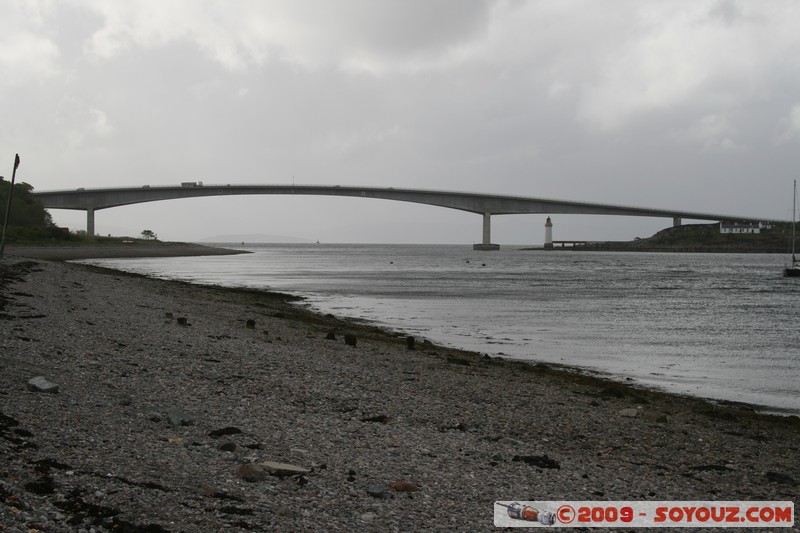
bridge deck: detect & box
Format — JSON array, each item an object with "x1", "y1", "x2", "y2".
[{"x1": 32, "y1": 184, "x2": 783, "y2": 247}]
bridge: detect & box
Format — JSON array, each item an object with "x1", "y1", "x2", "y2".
[{"x1": 32, "y1": 183, "x2": 782, "y2": 249}]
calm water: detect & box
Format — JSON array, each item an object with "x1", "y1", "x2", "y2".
[{"x1": 78, "y1": 244, "x2": 800, "y2": 414}]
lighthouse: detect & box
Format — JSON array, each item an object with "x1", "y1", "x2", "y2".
[{"x1": 544, "y1": 217, "x2": 553, "y2": 249}]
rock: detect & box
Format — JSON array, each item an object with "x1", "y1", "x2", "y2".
[
  {"x1": 176, "y1": 317, "x2": 188, "y2": 326},
  {"x1": 618, "y1": 408, "x2": 639, "y2": 418},
  {"x1": 440, "y1": 422, "x2": 467, "y2": 432},
  {"x1": 361, "y1": 512, "x2": 377, "y2": 521},
  {"x1": 361, "y1": 414, "x2": 389, "y2": 424},
  {"x1": 117, "y1": 394, "x2": 133, "y2": 406},
  {"x1": 512, "y1": 455, "x2": 561, "y2": 469},
  {"x1": 209, "y1": 426, "x2": 243, "y2": 437},
  {"x1": 406, "y1": 336, "x2": 416, "y2": 350},
  {"x1": 219, "y1": 442, "x2": 238, "y2": 452},
  {"x1": 246, "y1": 319, "x2": 256, "y2": 329},
  {"x1": 325, "y1": 331, "x2": 337, "y2": 340},
  {"x1": 690, "y1": 464, "x2": 732, "y2": 472},
  {"x1": 642, "y1": 410, "x2": 668, "y2": 423},
  {"x1": 366, "y1": 485, "x2": 389, "y2": 499},
  {"x1": 498, "y1": 436, "x2": 525, "y2": 447},
  {"x1": 344, "y1": 333, "x2": 357, "y2": 347},
  {"x1": 237, "y1": 463, "x2": 267, "y2": 482},
  {"x1": 447, "y1": 356, "x2": 471, "y2": 366},
  {"x1": 27, "y1": 376, "x2": 59, "y2": 393},
  {"x1": 167, "y1": 409, "x2": 194, "y2": 426},
  {"x1": 389, "y1": 481, "x2": 420, "y2": 492},
  {"x1": 259, "y1": 461, "x2": 310, "y2": 478},
  {"x1": 766, "y1": 471, "x2": 796, "y2": 486}
]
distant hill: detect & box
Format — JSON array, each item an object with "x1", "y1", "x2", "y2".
[
  {"x1": 198, "y1": 233, "x2": 313, "y2": 244},
  {"x1": 579, "y1": 222, "x2": 794, "y2": 253}
]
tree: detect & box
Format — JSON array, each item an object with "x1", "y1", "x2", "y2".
[
  {"x1": 0, "y1": 180, "x2": 53, "y2": 228},
  {"x1": 141, "y1": 229, "x2": 157, "y2": 240}
]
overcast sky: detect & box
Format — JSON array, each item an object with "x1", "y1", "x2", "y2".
[{"x1": 2, "y1": 0, "x2": 799, "y2": 244}]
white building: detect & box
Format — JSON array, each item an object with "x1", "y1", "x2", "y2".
[{"x1": 719, "y1": 222, "x2": 771, "y2": 234}]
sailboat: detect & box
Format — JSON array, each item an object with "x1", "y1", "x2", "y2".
[{"x1": 784, "y1": 180, "x2": 800, "y2": 277}]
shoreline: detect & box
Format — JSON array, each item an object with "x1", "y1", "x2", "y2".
[
  {"x1": 68, "y1": 243, "x2": 799, "y2": 417},
  {"x1": 85, "y1": 260, "x2": 796, "y2": 418},
  {"x1": 8, "y1": 240, "x2": 797, "y2": 417},
  {"x1": 1, "y1": 253, "x2": 798, "y2": 531},
  {"x1": 3, "y1": 241, "x2": 248, "y2": 261}
]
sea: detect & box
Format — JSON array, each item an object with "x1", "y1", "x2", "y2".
[{"x1": 77, "y1": 244, "x2": 800, "y2": 415}]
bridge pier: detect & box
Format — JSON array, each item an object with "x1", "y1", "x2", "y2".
[
  {"x1": 673, "y1": 216, "x2": 682, "y2": 227},
  {"x1": 87, "y1": 208, "x2": 95, "y2": 236},
  {"x1": 473, "y1": 212, "x2": 500, "y2": 250}
]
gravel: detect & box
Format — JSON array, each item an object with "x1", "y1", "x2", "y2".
[{"x1": 1, "y1": 255, "x2": 798, "y2": 532}]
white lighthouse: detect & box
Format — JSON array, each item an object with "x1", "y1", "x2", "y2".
[{"x1": 544, "y1": 217, "x2": 553, "y2": 249}]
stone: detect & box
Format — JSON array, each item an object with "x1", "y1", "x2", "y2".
[
  {"x1": 766, "y1": 471, "x2": 796, "y2": 486},
  {"x1": 325, "y1": 331, "x2": 337, "y2": 340},
  {"x1": 366, "y1": 485, "x2": 389, "y2": 499},
  {"x1": 27, "y1": 376, "x2": 59, "y2": 393},
  {"x1": 389, "y1": 481, "x2": 420, "y2": 492},
  {"x1": 344, "y1": 333, "x2": 357, "y2": 347},
  {"x1": 642, "y1": 410, "x2": 668, "y2": 423},
  {"x1": 237, "y1": 463, "x2": 267, "y2": 482},
  {"x1": 246, "y1": 319, "x2": 256, "y2": 329},
  {"x1": 117, "y1": 395, "x2": 133, "y2": 406},
  {"x1": 259, "y1": 460, "x2": 310, "y2": 477},
  {"x1": 176, "y1": 317, "x2": 188, "y2": 326},
  {"x1": 512, "y1": 455, "x2": 561, "y2": 469},
  {"x1": 406, "y1": 336, "x2": 416, "y2": 350},
  {"x1": 361, "y1": 414, "x2": 389, "y2": 424},
  {"x1": 219, "y1": 442, "x2": 238, "y2": 452},
  {"x1": 209, "y1": 426, "x2": 243, "y2": 437},
  {"x1": 167, "y1": 409, "x2": 194, "y2": 426},
  {"x1": 618, "y1": 408, "x2": 639, "y2": 418},
  {"x1": 498, "y1": 436, "x2": 525, "y2": 447}
]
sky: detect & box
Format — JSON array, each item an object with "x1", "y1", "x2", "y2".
[{"x1": 2, "y1": 0, "x2": 800, "y2": 245}]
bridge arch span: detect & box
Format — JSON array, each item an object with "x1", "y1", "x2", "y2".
[{"x1": 33, "y1": 184, "x2": 778, "y2": 249}]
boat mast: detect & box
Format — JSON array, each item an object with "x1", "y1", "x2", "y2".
[{"x1": 793, "y1": 180, "x2": 797, "y2": 265}]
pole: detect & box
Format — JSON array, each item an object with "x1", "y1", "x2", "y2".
[
  {"x1": 0, "y1": 153, "x2": 21, "y2": 257},
  {"x1": 792, "y1": 179, "x2": 797, "y2": 265}
]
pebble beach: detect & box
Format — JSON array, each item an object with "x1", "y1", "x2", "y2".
[{"x1": 1, "y1": 244, "x2": 798, "y2": 532}]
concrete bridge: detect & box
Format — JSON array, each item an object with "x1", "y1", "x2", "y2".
[{"x1": 33, "y1": 183, "x2": 780, "y2": 249}]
